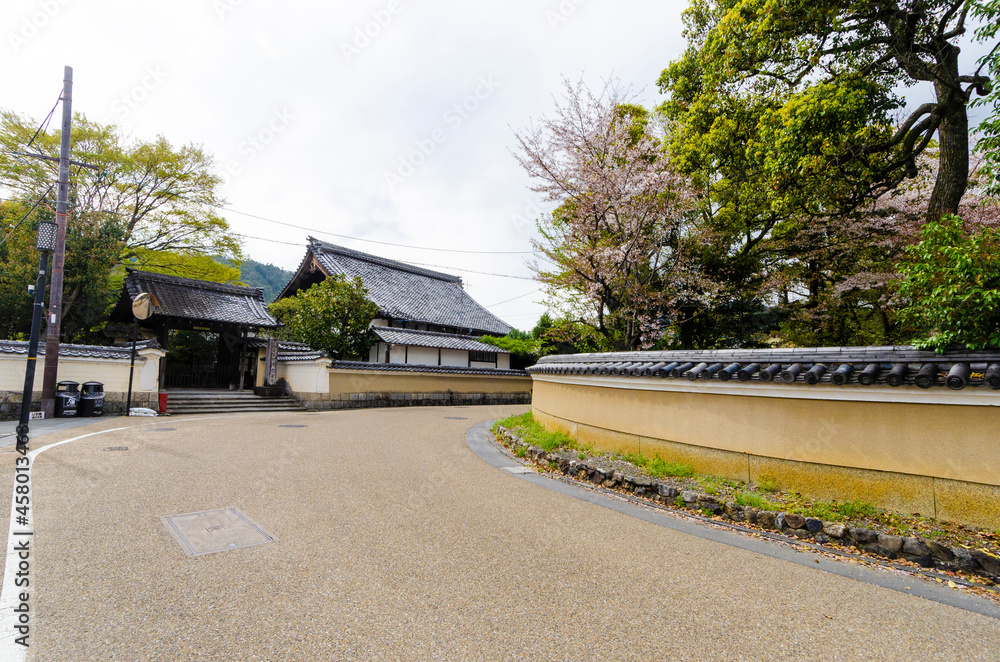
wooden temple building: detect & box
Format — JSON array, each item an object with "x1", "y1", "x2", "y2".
[{"x1": 277, "y1": 238, "x2": 517, "y2": 370}]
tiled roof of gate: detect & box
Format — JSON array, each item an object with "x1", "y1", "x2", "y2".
[
  {"x1": 528, "y1": 346, "x2": 1000, "y2": 391},
  {"x1": 370, "y1": 326, "x2": 510, "y2": 354},
  {"x1": 299, "y1": 239, "x2": 512, "y2": 336},
  {"x1": 122, "y1": 269, "x2": 279, "y2": 328},
  {"x1": 277, "y1": 350, "x2": 332, "y2": 362},
  {"x1": 246, "y1": 339, "x2": 313, "y2": 351},
  {"x1": 0, "y1": 339, "x2": 160, "y2": 359}
]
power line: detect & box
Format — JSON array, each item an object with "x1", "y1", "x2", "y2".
[
  {"x1": 486, "y1": 289, "x2": 540, "y2": 307},
  {"x1": 0, "y1": 184, "x2": 55, "y2": 248},
  {"x1": 403, "y1": 260, "x2": 536, "y2": 281},
  {"x1": 25, "y1": 92, "x2": 62, "y2": 152},
  {"x1": 204, "y1": 201, "x2": 534, "y2": 255},
  {"x1": 232, "y1": 232, "x2": 305, "y2": 247},
  {"x1": 231, "y1": 230, "x2": 536, "y2": 281}
]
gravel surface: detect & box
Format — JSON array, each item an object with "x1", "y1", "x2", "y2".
[{"x1": 1, "y1": 406, "x2": 998, "y2": 661}]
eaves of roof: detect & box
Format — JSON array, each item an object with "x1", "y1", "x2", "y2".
[
  {"x1": 331, "y1": 360, "x2": 528, "y2": 377},
  {"x1": 370, "y1": 326, "x2": 510, "y2": 354}
]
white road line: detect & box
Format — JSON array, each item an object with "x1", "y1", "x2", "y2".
[
  {"x1": 0, "y1": 414, "x2": 239, "y2": 660},
  {"x1": 0, "y1": 427, "x2": 128, "y2": 661}
]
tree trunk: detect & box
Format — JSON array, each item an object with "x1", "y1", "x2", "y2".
[{"x1": 927, "y1": 49, "x2": 969, "y2": 223}]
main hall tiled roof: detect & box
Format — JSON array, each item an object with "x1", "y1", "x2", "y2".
[
  {"x1": 122, "y1": 269, "x2": 279, "y2": 328},
  {"x1": 528, "y1": 346, "x2": 1000, "y2": 391},
  {"x1": 289, "y1": 239, "x2": 512, "y2": 336},
  {"x1": 370, "y1": 326, "x2": 510, "y2": 354}
]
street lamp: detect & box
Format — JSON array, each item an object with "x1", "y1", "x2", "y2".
[{"x1": 15, "y1": 219, "x2": 57, "y2": 452}]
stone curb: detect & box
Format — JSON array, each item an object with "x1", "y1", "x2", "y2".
[{"x1": 494, "y1": 426, "x2": 1000, "y2": 584}]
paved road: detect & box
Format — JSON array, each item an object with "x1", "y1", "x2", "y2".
[
  {"x1": 0, "y1": 414, "x2": 121, "y2": 447},
  {"x1": 1, "y1": 406, "x2": 997, "y2": 661}
]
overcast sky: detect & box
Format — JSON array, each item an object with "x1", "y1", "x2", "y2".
[{"x1": 1, "y1": 1, "x2": 992, "y2": 331}]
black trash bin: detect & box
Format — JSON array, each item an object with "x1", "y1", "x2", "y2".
[
  {"x1": 79, "y1": 381, "x2": 105, "y2": 417},
  {"x1": 55, "y1": 381, "x2": 79, "y2": 417}
]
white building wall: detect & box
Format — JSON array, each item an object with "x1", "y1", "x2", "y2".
[
  {"x1": 389, "y1": 345, "x2": 407, "y2": 364},
  {"x1": 405, "y1": 346, "x2": 439, "y2": 366},
  {"x1": 366, "y1": 340, "x2": 510, "y2": 369},
  {"x1": 440, "y1": 349, "x2": 468, "y2": 367}
]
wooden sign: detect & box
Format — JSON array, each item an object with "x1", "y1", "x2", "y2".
[{"x1": 264, "y1": 338, "x2": 279, "y2": 386}]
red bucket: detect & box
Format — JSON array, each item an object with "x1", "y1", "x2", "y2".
[{"x1": 158, "y1": 392, "x2": 168, "y2": 414}]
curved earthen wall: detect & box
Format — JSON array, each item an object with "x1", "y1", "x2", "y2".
[{"x1": 531, "y1": 374, "x2": 1000, "y2": 529}]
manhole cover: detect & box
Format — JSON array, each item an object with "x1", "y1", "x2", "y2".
[
  {"x1": 104, "y1": 446, "x2": 129, "y2": 452},
  {"x1": 150, "y1": 428, "x2": 177, "y2": 432},
  {"x1": 160, "y1": 507, "x2": 276, "y2": 557},
  {"x1": 444, "y1": 417, "x2": 468, "y2": 420},
  {"x1": 278, "y1": 424, "x2": 307, "y2": 428}
]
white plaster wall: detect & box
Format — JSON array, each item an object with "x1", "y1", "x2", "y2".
[
  {"x1": 277, "y1": 359, "x2": 332, "y2": 394},
  {"x1": 0, "y1": 350, "x2": 164, "y2": 392},
  {"x1": 406, "y1": 346, "x2": 438, "y2": 366},
  {"x1": 440, "y1": 349, "x2": 467, "y2": 367},
  {"x1": 470, "y1": 361, "x2": 499, "y2": 369},
  {"x1": 389, "y1": 345, "x2": 406, "y2": 364},
  {"x1": 497, "y1": 354, "x2": 510, "y2": 370}
]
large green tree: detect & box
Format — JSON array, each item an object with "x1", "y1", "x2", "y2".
[
  {"x1": 268, "y1": 276, "x2": 379, "y2": 359},
  {"x1": 659, "y1": 0, "x2": 998, "y2": 347},
  {"x1": 0, "y1": 112, "x2": 244, "y2": 342},
  {"x1": 1, "y1": 201, "x2": 123, "y2": 342},
  {"x1": 0, "y1": 112, "x2": 241, "y2": 262},
  {"x1": 663, "y1": 0, "x2": 992, "y2": 225}
]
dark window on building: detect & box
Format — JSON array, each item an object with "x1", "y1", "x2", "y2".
[{"x1": 469, "y1": 350, "x2": 497, "y2": 363}]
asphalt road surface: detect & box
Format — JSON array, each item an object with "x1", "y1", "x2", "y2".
[{"x1": 1, "y1": 405, "x2": 997, "y2": 661}]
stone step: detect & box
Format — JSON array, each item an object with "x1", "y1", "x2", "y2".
[
  {"x1": 168, "y1": 398, "x2": 289, "y2": 406},
  {"x1": 167, "y1": 394, "x2": 270, "y2": 401},
  {"x1": 169, "y1": 407, "x2": 305, "y2": 416},
  {"x1": 168, "y1": 402, "x2": 302, "y2": 410},
  {"x1": 165, "y1": 392, "x2": 304, "y2": 415}
]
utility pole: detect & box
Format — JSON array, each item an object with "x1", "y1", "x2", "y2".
[{"x1": 40, "y1": 66, "x2": 73, "y2": 418}]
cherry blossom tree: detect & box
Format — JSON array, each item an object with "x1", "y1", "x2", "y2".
[{"x1": 513, "y1": 79, "x2": 706, "y2": 351}]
